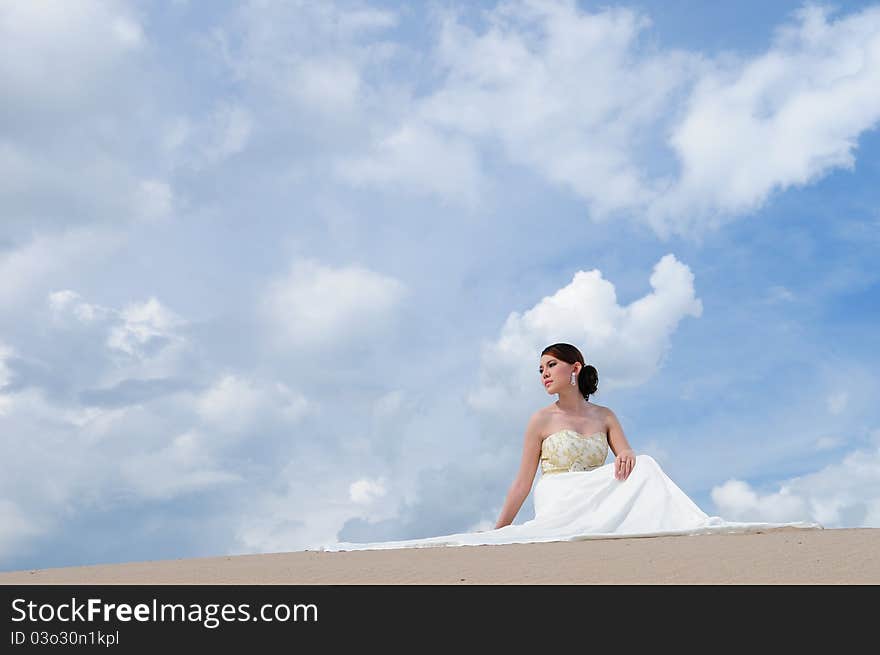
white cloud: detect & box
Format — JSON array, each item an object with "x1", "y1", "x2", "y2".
[
  {"x1": 468, "y1": 253, "x2": 702, "y2": 412},
  {"x1": 653, "y1": 4, "x2": 880, "y2": 235},
  {"x1": 45, "y1": 290, "x2": 194, "y2": 384},
  {"x1": 48, "y1": 290, "x2": 112, "y2": 323},
  {"x1": 0, "y1": 0, "x2": 144, "y2": 108},
  {"x1": 196, "y1": 374, "x2": 267, "y2": 432},
  {"x1": 107, "y1": 297, "x2": 186, "y2": 357},
  {"x1": 0, "y1": 229, "x2": 124, "y2": 309},
  {"x1": 294, "y1": 56, "x2": 363, "y2": 115},
  {"x1": 232, "y1": 469, "x2": 368, "y2": 554},
  {"x1": 336, "y1": 122, "x2": 484, "y2": 207},
  {"x1": 215, "y1": 0, "x2": 399, "y2": 121},
  {"x1": 711, "y1": 441, "x2": 880, "y2": 527},
  {"x1": 196, "y1": 374, "x2": 312, "y2": 434},
  {"x1": 260, "y1": 258, "x2": 407, "y2": 350},
  {"x1": 119, "y1": 430, "x2": 242, "y2": 501},
  {"x1": 349, "y1": 477, "x2": 387, "y2": 504},
  {"x1": 0, "y1": 137, "x2": 176, "y2": 235},
  {"x1": 412, "y1": 1, "x2": 685, "y2": 218},
  {"x1": 65, "y1": 405, "x2": 131, "y2": 446},
  {"x1": 0, "y1": 1, "x2": 176, "y2": 241},
  {"x1": 337, "y1": 1, "x2": 880, "y2": 238},
  {"x1": 0, "y1": 358, "x2": 316, "y2": 559},
  {"x1": 711, "y1": 479, "x2": 811, "y2": 523}
]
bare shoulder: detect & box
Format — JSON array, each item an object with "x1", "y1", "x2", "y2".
[
  {"x1": 525, "y1": 407, "x2": 553, "y2": 437},
  {"x1": 536, "y1": 404, "x2": 564, "y2": 424},
  {"x1": 535, "y1": 404, "x2": 556, "y2": 418},
  {"x1": 585, "y1": 401, "x2": 610, "y2": 415},
  {"x1": 527, "y1": 404, "x2": 555, "y2": 423},
  {"x1": 592, "y1": 403, "x2": 615, "y2": 422},
  {"x1": 599, "y1": 405, "x2": 624, "y2": 428}
]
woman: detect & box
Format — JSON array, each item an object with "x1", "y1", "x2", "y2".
[{"x1": 320, "y1": 343, "x2": 821, "y2": 551}]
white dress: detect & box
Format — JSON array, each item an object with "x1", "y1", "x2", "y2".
[{"x1": 318, "y1": 429, "x2": 822, "y2": 551}]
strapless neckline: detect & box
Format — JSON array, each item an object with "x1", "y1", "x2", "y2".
[{"x1": 545, "y1": 428, "x2": 606, "y2": 441}]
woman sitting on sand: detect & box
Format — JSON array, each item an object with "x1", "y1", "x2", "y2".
[{"x1": 321, "y1": 343, "x2": 821, "y2": 551}]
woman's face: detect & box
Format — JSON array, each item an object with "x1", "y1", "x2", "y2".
[{"x1": 539, "y1": 355, "x2": 577, "y2": 394}]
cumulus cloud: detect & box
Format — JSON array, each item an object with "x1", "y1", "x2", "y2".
[
  {"x1": 0, "y1": 0, "x2": 169, "y2": 241},
  {"x1": 335, "y1": 463, "x2": 503, "y2": 545},
  {"x1": 48, "y1": 290, "x2": 112, "y2": 323},
  {"x1": 422, "y1": 1, "x2": 686, "y2": 216},
  {"x1": 196, "y1": 374, "x2": 312, "y2": 434},
  {"x1": 102, "y1": 372, "x2": 313, "y2": 502},
  {"x1": 43, "y1": 290, "x2": 195, "y2": 390},
  {"x1": 0, "y1": 229, "x2": 124, "y2": 310},
  {"x1": 336, "y1": 1, "x2": 880, "y2": 238},
  {"x1": 468, "y1": 253, "x2": 702, "y2": 412},
  {"x1": 711, "y1": 479, "x2": 812, "y2": 523},
  {"x1": 336, "y1": 123, "x2": 485, "y2": 207},
  {"x1": 0, "y1": 0, "x2": 143, "y2": 109},
  {"x1": 233, "y1": 460, "x2": 386, "y2": 554},
  {"x1": 13, "y1": 1, "x2": 876, "y2": 243},
  {"x1": 213, "y1": 0, "x2": 399, "y2": 123},
  {"x1": 653, "y1": 4, "x2": 880, "y2": 235},
  {"x1": 259, "y1": 258, "x2": 407, "y2": 350},
  {"x1": 711, "y1": 441, "x2": 880, "y2": 527},
  {"x1": 349, "y1": 477, "x2": 387, "y2": 504},
  {"x1": 107, "y1": 297, "x2": 186, "y2": 359},
  {"x1": 119, "y1": 430, "x2": 243, "y2": 501},
  {"x1": 0, "y1": 340, "x2": 315, "y2": 563}
]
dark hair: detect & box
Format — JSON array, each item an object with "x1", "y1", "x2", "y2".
[{"x1": 541, "y1": 343, "x2": 599, "y2": 401}]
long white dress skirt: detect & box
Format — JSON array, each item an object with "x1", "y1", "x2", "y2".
[{"x1": 318, "y1": 455, "x2": 822, "y2": 552}]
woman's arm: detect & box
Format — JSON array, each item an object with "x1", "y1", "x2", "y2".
[
  {"x1": 494, "y1": 413, "x2": 543, "y2": 529},
  {"x1": 606, "y1": 408, "x2": 636, "y2": 481}
]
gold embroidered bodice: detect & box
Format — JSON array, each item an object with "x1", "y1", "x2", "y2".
[{"x1": 540, "y1": 429, "x2": 609, "y2": 475}]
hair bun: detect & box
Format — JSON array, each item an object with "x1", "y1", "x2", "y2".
[{"x1": 580, "y1": 364, "x2": 599, "y2": 398}]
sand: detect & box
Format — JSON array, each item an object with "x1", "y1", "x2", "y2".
[{"x1": 1, "y1": 527, "x2": 877, "y2": 585}]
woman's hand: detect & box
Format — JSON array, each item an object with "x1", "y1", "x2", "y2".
[{"x1": 615, "y1": 449, "x2": 636, "y2": 481}]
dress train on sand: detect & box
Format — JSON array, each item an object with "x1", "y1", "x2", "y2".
[{"x1": 318, "y1": 429, "x2": 822, "y2": 552}]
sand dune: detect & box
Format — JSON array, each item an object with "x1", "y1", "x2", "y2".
[{"x1": 1, "y1": 527, "x2": 877, "y2": 585}]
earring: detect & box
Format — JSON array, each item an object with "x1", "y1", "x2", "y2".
[{"x1": 570, "y1": 372, "x2": 577, "y2": 386}]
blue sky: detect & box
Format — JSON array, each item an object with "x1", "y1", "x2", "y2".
[{"x1": 1, "y1": 0, "x2": 879, "y2": 571}]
